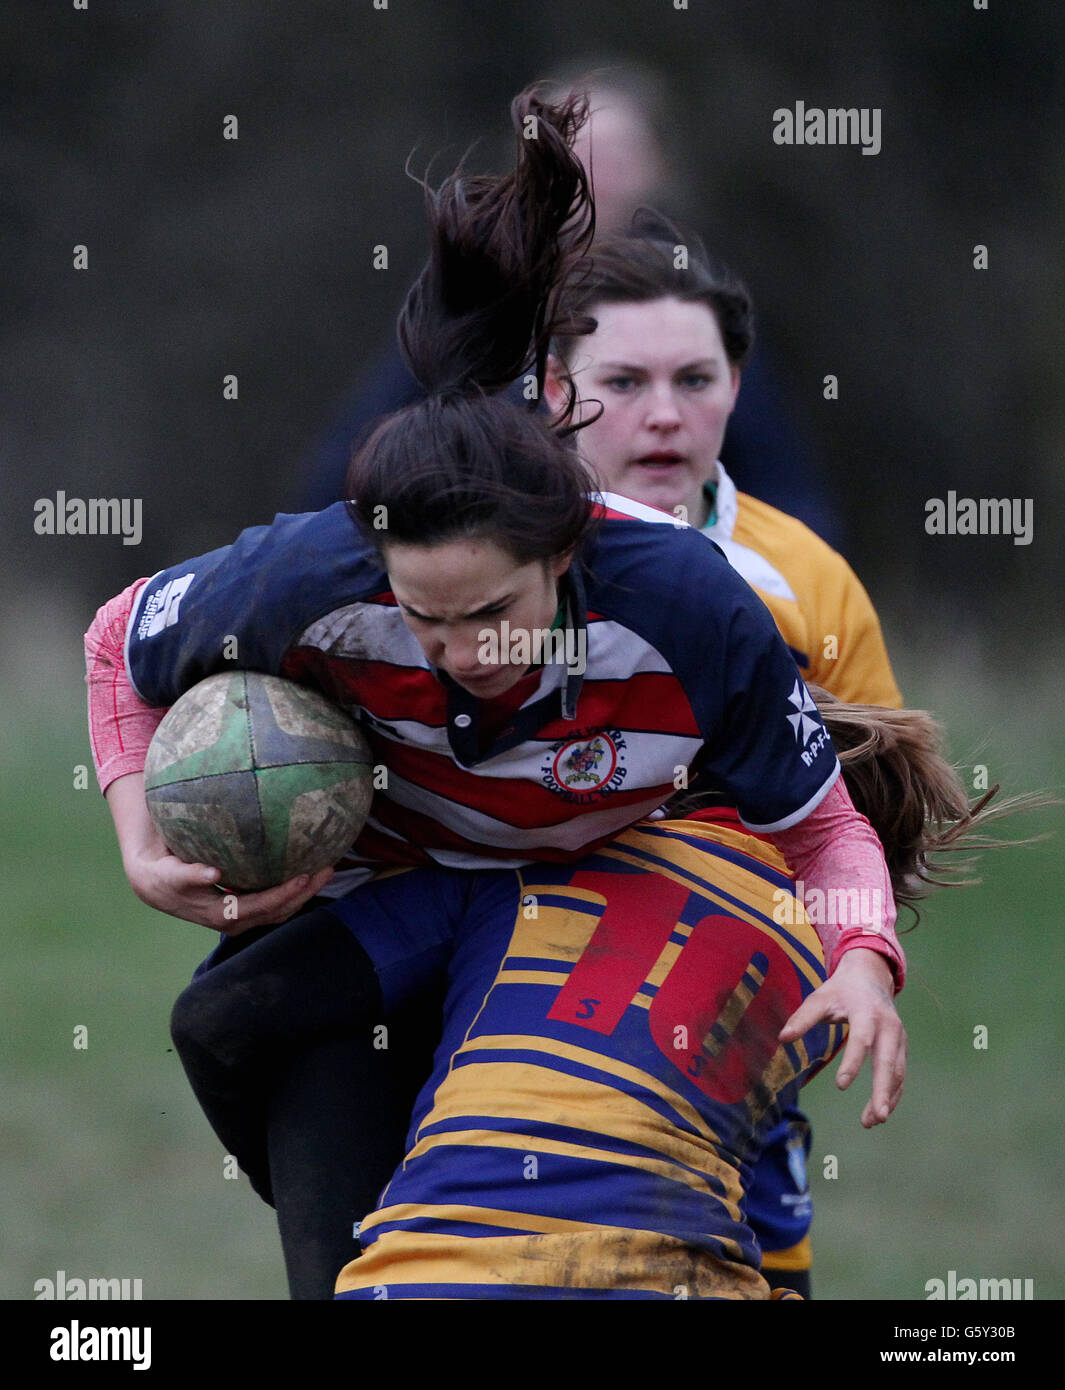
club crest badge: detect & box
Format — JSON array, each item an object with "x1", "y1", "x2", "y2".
[{"x1": 541, "y1": 729, "x2": 628, "y2": 803}]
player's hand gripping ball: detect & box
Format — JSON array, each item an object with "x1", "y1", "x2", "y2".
[{"x1": 144, "y1": 672, "x2": 374, "y2": 891}]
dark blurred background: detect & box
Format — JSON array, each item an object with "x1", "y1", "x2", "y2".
[
  {"x1": 3, "y1": 0, "x2": 1063, "y2": 1306},
  {"x1": 3, "y1": 0, "x2": 1063, "y2": 646}
]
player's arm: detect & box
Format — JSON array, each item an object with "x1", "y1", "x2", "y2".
[
  {"x1": 769, "y1": 777, "x2": 906, "y2": 1128},
  {"x1": 86, "y1": 584, "x2": 331, "y2": 933},
  {"x1": 673, "y1": 535, "x2": 906, "y2": 1123}
]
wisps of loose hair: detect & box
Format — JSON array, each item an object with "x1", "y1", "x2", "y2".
[
  {"x1": 812, "y1": 686, "x2": 1050, "y2": 918},
  {"x1": 667, "y1": 685, "x2": 1049, "y2": 922}
]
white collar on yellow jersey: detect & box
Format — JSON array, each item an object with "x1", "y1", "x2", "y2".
[{"x1": 701, "y1": 462, "x2": 798, "y2": 603}]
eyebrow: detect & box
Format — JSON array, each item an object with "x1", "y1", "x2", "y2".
[
  {"x1": 597, "y1": 358, "x2": 717, "y2": 373},
  {"x1": 398, "y1": 593, "x2": 514, "y2": 622}
]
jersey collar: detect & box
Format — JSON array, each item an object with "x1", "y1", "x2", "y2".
[{"x1": 702, "y1": 461, "x2": 739, "y2": 541}]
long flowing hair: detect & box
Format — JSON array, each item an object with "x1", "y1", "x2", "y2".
[
  {"x1": 345, "y1": 89, "x2": 599, "y2": 566},
  {"x1": 814, "y1": 688, "x2": 1044, "y2": 915}
]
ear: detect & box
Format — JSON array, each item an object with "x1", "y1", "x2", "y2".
[
  {"x1": 549, "y1": 549, "x2": 573, "y2": 580},
  {"x1": 543, "y1": 355, "x2": 572, "y2": 422}
]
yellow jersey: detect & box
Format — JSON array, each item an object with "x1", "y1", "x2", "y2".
[{"x1": 705, "y1": 464, "x2": 901, "y2": 708}]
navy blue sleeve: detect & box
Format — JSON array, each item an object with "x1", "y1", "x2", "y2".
[
  {"x1": 125, "y1": 505, "x2": 384, "y2": 705},
  {"x1": 693, "y1": 587, "x2": 840, "y2": 831}
]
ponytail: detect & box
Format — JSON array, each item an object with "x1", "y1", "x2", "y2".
[
  {"x1": 398, "y1": 88, "x2": 596, "y2": 400},
  {"x1": 347, "y1": 87, "x2": 599, "y2": 563}
]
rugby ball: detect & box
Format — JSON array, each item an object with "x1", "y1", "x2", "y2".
[{"x1": 143, "y1": 672, "x2": 374, "y2": 891}]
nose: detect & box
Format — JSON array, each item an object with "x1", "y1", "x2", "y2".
[
  {"x1": 441, "y1": 629, "x2": 492, "y2": 679},
  {"x1": 644, "y1": 384, "x2": 682, "y2": 429}
]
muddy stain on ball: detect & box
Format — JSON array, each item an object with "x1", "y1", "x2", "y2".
[{"x1": 144, "y1": 672, "x2": 374, "y2": 890}]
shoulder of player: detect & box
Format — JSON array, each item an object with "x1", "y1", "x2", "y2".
[
  {"x1": 188, "y1": 505, "x2": 385, "y2": 609},
  {"x1": 129, "y1": 505, "x2": 390, "y2": 666},
  {"x1": 732, "y1": 490, "x2": 859, "y2": 594},
  {"x1": 234, "y1": 503, "x2": 377, "y2": 567},
  {"x1": 593, "y1": 508, "x2": 747, "y2": 593},
  {"x1": 584, "y1": 511, "x2": 780, "y2": 649}
]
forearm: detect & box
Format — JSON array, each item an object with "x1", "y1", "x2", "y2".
[
  {"x1": 87, "y1": 582, "x2": 335, "y2": 931},
  {"x1": 105, "y1": 770, "x2": 169, "y2": 872},
  {"x1": 769, "y1": 776, "x2": 905, "y2": 990}
]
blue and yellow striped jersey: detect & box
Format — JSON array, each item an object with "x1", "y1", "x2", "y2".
[{"x1": 336, "y1": 819, "x2": 843, "y2": 1300}]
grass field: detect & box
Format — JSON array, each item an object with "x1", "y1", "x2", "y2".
[{"x1": 4, "y1": 627, "x2": 1062, "y2": 1302}]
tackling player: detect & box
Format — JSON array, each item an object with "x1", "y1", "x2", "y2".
[{"x1": 542, "y1": 221, "x2": 903, "y2": 1293}]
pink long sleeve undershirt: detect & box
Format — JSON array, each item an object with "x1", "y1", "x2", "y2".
[
  {"x1": 84, "y1": 580, "x2": 167, "y2": 790},
  {"x1": 768, "y1": 778, "x2": 903, "y2": 988},
  {"x1": 85, "y1": 583, "x2": 904, "y2": 989}
]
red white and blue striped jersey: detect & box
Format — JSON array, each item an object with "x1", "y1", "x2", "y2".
[{"x1": 124, "y1": 494, "x2": 839, "y2": 882}]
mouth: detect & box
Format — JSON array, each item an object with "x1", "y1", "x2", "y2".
[
  {"x1": 634, "y1": 452, "x2": 686, "y2": 470},
  {"x1": 453, "y1": 668, "x2": 506, "y2": 689}
]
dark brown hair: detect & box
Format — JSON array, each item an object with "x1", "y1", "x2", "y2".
[
  {"x1": 554, "y1": 208, "x2": 755, "y2": 368},
  {"x1": 345, "y1": 88, "x2": 599, "y2": 566}
]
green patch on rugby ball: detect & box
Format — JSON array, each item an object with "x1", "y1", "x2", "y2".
[{"x1": 144, "y1": 672, "x2": 373, "y2": 891}]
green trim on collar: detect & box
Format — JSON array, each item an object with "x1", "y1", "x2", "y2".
[{"x1": 702, "y1": 480, "x2": 718, "y2": 529}]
